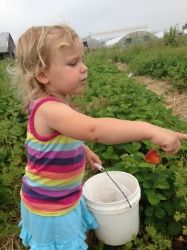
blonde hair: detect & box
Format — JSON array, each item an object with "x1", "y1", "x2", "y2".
[{"x1": 14, "y1": 24, "x2": 78, "y2": 112}]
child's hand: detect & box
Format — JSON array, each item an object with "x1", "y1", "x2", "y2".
[
  {"x1": 83, "y1": 145, "x2": 102, "y2": 170},
  {"x1": 150, "y1": 126, "x2": 187, "y2": 153}
]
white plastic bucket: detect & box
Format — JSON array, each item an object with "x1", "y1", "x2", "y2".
[{"x1": 83, "y1": 171, "x2": 141, "y2": 246}]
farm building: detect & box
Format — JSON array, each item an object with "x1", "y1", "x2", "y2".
[
  {"x1": 82, "y1": 36, "x2": 104, "y2": 50},
  {"x1": 0, "y1": 32, "x2": 15, "y2": 59},
  {"x1": 89, "y1": 26, "x2": 156, "y2": 48},
  {"x1": 154, "y1": 31, "x2": 164, "y2": 39},
  {"x1": 105, "y1": 31, "x2": 157, "y2": 47}
]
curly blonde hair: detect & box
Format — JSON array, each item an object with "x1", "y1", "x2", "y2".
[{"x1": 15, "y1": 24, "x2": 78, "y2": 112}]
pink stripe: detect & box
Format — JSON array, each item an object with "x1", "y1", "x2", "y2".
[
  {"x1": 28, "y1": 159, "x2": 85, "y2": 173},
  {"x1": 23, "y1": 181, "x2": 82, "y2": 197},
  {"x1": 22, "y1": 191, "x2": 81, "y2": 205},
  {"x1": 28, "y1": 145, "x2": 84, "y2": 158},
  {"x1": 22, "y1": 194, "x2": 79, "y2": 211},
  {"x1": 29, "y1": 97, "x2": 62, "y2": 142}
]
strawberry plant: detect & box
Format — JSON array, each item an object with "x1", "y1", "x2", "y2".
[
  {"x1": 0, "y1": 59, "x2": 26, "y2": 240},
  {"x1": 78, "y1": 57, "x2": 187, "y2": 240}
]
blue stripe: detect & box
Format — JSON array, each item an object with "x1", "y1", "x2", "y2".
[
  {"x1": 22, "y1": 184, "x2": 81, "y2": 201},
  {"x1": 28, "y1": 152, "x2": 84, "y2": 166},
  {"x1": 26, "y1": 140, "x2": 84, "y2": 152}
]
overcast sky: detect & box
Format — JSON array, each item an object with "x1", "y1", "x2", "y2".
[{"x1": 0, "y1": 0, "x2": 187, "y2": 42}]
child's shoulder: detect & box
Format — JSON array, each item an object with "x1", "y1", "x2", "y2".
[
  {"x1": 32, "y1": 95, "x2": 62, "y2": 107},
  {"x1": 28, "y1": 96, "x2": 68, "y2": 139},
  {"x1": 29, "y1": 95, "x2": 95, "y2": 142},
  {"x1": 29, "y1": 95, "x2": 68, "y2": 113},
  {"x1": 30, "y1": 95, "x2": 71, "y2": 121}
]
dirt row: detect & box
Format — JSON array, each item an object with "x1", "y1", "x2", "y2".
[{"x1": 116, "y1": 62, "x2": 187, "y2": 122}]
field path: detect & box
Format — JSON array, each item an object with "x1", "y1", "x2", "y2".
[{"x1": 116, "y1": 62, "x2": 187, "y2": 122}]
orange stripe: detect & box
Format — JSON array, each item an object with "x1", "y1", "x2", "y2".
[
  {"x1": 21, "y1": 194, "x2": 78, "y2": 211},
  {"x1": 26, "y1": 165, "x2": 85, "y2": 180}
]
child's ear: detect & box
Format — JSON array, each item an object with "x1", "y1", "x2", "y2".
[{"x1": 35, "y1": 70, "x2": 49, "y2": 85}]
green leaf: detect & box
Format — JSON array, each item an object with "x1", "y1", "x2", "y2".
[
  {"x1": 157, "y1": 193, "x2": 167, "y2": 200},
  {"x1": 145, "y1": 206, "x2": 154, "y2": 217},
  {"x1": 167, "y1": 221, "x2": 182, "y2": 235},
  {"x1": 131, "y1": 142, "x2": 141, "y2": 152},
  {"x1": 154, "y1": 174, "x2": 170, "y2": 189},
  {"x1": 10, "y1": 124, "x2": 24, "y2": 136},
  {"x1": 145, "y1": 189, "x2": 160, "y2": 205},
  {"x1": 139, "y1": 163, "x2": 154, "y2": 169},
  {"x1": 143, "y1": 180, "x2": 153, "y2": 189},
  {"x1": 107, "y1": 146, "x2": 113, "y2": 154},
  {"x1": 155, "y1": 207, "x2": 166, "y2": 219},
  {"x1": 0, "y1": 148, "x2": 8, "y2": 160},
  {"x1": 155, "y1": 180, "x2": 170, "y2": 190},
  {"x1": 0, "y1": 187, "x2": 12, "y2": 205},
  {"x1": 102, "y1": 146, "x2": 119, "y2": 160},
  {"x1": 163, "y1": 202, "x2": 175, "y2": 216},
  {"x1": 123, "y1": 144, "x2": 133, "y2": 154},
  {"x1": 148, "y1": 194, "x2": 160, "y2": 206}
]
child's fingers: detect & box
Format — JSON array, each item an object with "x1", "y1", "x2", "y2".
[
  {"x1": 91, "y1": 156, "x2": 102, "y2": 169},
  {"x1": 86, "y1": 152, "x2": 102, "y2": 170},
  {"x1": 89, "y1": 151, "x2": 102, "y2": 165},
  {"x1": 161, "y1": 140, "x2": 181, "y2": 154},
  {"x1": 177, "y1": 132, "x2": 187, "y2": 140},
  {"x1": 93, "y1": 155, "x2": 102, "y2": 166}
]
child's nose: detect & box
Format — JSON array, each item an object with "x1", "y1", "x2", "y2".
[{"x1": 81, "y1": 63, "x2": 87, "y2": 73}]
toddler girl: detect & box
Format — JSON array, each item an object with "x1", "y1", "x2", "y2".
[{"x1": 15, "y1": 24, "x2": 187, "y2": 249}]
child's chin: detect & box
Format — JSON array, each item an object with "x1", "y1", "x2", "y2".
[
  {"x1": 72, "y1": 90, "x2": 84, "y2": 96},
  {"x1": 76, "y1": 86, "x2": 87, "y2": 94}
]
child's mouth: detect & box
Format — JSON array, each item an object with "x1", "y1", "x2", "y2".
[{"x1": 80, "y1": 78, "x2": 87, "y2": 84}]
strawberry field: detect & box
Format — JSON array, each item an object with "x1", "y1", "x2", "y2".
[{"x1": 0, "y1": 37, "x2": 187, "y2": 249}]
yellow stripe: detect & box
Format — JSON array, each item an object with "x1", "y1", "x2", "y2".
[
  {"x1": 25, "y1": 170, "x2": 84, "y2": 186},
  {"x1": 27, "y1": 132, "x2": 78, "y2": 144},
  {"x1": 27, "y1": 165, "x2": 85, "y2": 180}
]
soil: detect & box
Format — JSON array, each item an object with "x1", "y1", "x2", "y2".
[{"x1": 116, "y1": 62, "x2": 187, "y2": 123}]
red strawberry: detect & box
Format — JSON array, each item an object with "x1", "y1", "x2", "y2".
[{"x1": 145, "y1": 149, "x2": 160, "y2": 164}]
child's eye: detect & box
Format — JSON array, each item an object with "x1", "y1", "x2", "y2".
[{"x1": 68, "y1": 61, "x2": 77, "y2": 67}]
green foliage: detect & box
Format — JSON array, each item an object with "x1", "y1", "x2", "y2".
[
  {"x1": 77, "y1": 56, "x2": 187, "y2": 243},
  {"x1": 117, "y1": 152, "x2": 187, "y2": 236},
  {"x1": 89, "y1": 225, "x2": 172, "y2": 250},
  {"x1": 163, "y1": 26, "x2": 179, "y2": 46},
  {"x1": 0, "y1": 59, "x2": 26, "y2": 240},
  {"x1": 106, "y1": 36, "x2": 187, "y2": 91},
  {"x1": 125, "y1": 225, "x2": 172, "y2": 250}
]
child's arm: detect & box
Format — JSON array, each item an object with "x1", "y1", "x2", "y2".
[{"x1": 38, "y1": 101, "x2": 187, "y2": 153}]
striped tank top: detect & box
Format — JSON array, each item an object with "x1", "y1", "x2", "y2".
[{"x1": 21, "y1": 96, "x2": 85, "y2": 216}]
